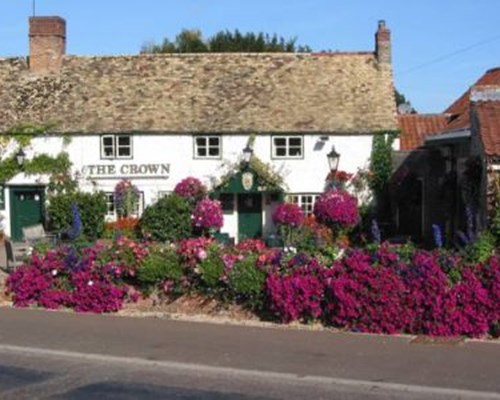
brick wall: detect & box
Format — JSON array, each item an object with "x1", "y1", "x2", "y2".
[{"x1": 29, "y1": 16, "x2": 66, "y2": 74}]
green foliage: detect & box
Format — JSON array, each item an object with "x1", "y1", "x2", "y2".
[
  {"x1": 490, "y1": 177, "x2": 500, "y2": 245},
  {"x1": 139, "y1": 194, "x2": 192, "y2": 242},
  {"x1": 142, "y1": 29, "x2": 311, "y2": 54},
  {"x1": 1, "y1": 123, "x2": 56, "y2": 148},
  {"x1": 0, "y1": 151, "x2": 72, "y2": 186},
  {"x1": 47, "y1": 192, "x2": 107, "y2": 239},
  {"x1": 465, "y1": 231, "x2": 496, "y2": 264},
  {"x1": 0, "y1": 157, "x2": 19, "y2": 183},
  {"x1": 217, "y1": 154, "x2": 286, "y2": 192},
  {"x1": 394, "y1": 89, "x2": 416, "y2": 113},
  {"x1": 138, "y1": 246, "x2": 183, "y2": 288},
  {"x1": 24, "y1": 152, "x2": 70, "y2": 175},
  {"x1": 369, "y1": 132, "x2": 397, "y2": 194},
  {"x1": 228, "y1": 254, "x2": 266, "y2": 309},
  {"x1": 198, "y1": 246, "x2": 225, "y2": 292},
  {"x1": 32, "y1": 241, "x2": 55, "y2": 257}
]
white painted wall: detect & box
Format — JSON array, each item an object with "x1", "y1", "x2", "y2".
[{"x1": 2, "y1": 133, "x2": 374, "y2": 239}]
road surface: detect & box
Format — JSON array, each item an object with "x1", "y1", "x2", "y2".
[{"x1": 0, "y1": 308, "x2": 499, "y2": 399}]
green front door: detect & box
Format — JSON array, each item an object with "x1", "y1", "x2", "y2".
[
  {"x1": 10, "y1": 186, "x2": 45, "y2": 241},
  {"x1": 238, "y1": 193, "x2": 262, "y2": 241}
]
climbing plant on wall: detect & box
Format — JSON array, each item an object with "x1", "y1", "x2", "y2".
[
  {"x1": 369, "y1": 131, "x2": 398, "y2": 195},
  {"x1": 0, "y1": 124, "x2": 76, "y2": 194}
]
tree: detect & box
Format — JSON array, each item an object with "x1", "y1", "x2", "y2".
[
  {"x1": 395, "y1": 89, "x2": 416, "y2": 114},
  {"x1": 141, "y1": 29, "x2": 311, "y2": 54}
]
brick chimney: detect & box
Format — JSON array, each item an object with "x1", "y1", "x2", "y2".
[
  {"x1": 29, "y1": 16, "x2": 66, "y2": 74},
  {"x1": 375, "y1": 20, "x2": 391, "y2": 64}
]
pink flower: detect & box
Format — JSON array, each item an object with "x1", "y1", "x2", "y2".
[
  {"x1": 192, "y1": 198, "x2": 224, "y2": 231},
  {"x1": 174, "y1": 177, "x2": 206, "y2": 201},
  {"x1": 273, "y1": 203, "x2": 304, "y2": 227},
  {"x1": 313, "y1": 189, "x2": 359, "y2": 229},
  {"x1": 197, "y1": 249, "x2": 208, "y2": 261}
]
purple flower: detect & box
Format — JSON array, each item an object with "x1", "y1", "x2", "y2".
[
  {"x1": 67, "y1": 203, "x2": 82, "y2": 240},
  {"x1": 371, "y1": 219, "x2": 381, "y2": 243},
  {"x1": 114, "y1": 179, "x2": 140, "y2": 218},
  {"x1": 432, "y1": 224, "x2": 443, "y2": 249}
]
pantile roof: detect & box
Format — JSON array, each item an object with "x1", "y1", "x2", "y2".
[
  {"x1": 445, "y1": 67, "x2": 500, "y2": 131},
  {"x1": 474, "y1": 100, "x2": 500, "y2": 157},
  {"x1": 399, "y1": 68, "x2": 500, "y2": 152},
  {"x1": 398, "y1": 114, "x2": 449, "y2": 150}
]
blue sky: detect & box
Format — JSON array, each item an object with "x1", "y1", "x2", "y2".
[{"x1": 1, "y1": 0, "x2": 499, "y2": 113}]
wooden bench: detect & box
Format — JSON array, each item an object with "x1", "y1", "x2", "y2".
[{"x1": 4, "y1": 239, "x2": 29, "y2": 271}]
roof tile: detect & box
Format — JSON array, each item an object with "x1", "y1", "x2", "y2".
[{"x1": 0, "y1": 53, "x2": 398, "y2": 134}]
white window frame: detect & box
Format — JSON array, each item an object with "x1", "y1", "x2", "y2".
[
  {"x1": 105, "y1": 191, "x2": 144, "y2": 219},
  {"x1": 101, "y1": 135, "x2": 133, "y2": 159},
  {"x1": 286, "y1": 193, "x2": 320, "y2": 216},
  {"x1": 272, "y1": 135, "x2": 304, "y2": 159},
  {"x1": 194, "y1": 135, "x2": 222, "y2": 159}
]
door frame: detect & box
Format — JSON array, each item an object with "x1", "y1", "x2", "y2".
[{"x1": 9, "y1": 185, "x2": 46, "y2": 241}]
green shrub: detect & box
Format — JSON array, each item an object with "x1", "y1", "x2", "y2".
[
  {"x1": 32, "y1": 241, "x2": 55, "y2": 257},
  {"x1": 139, "y1": 194, "x2": 192, "y2": 242},
  {"x1": 47, "y1": 191, "x2": 107, "y2": 239},
  {"x1": 138, "y1": 246, "x2": 183, "y2": 288},
  {"x1": 228, "y1": 254, "x2": 266, "y2": 309},
  {"x1": 466, "y1": 231, "x2": 496, "y2": 264},
  {"x1": 198, "y1": 246, "x2": 225, "y2": 292}
]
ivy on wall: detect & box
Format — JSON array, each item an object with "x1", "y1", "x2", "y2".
[
  {"x1": 0, "y1": 151, "x2": 72, "y2": 185},
  {"x1": 369, "y1": 131, "x2": 398, "y2": 195},
  {"x1": 0, "y1": 124, "x2": 75, "y2": 194}
]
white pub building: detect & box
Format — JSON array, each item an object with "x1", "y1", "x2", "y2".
[{"x1": 0, "y1": 16, "x2": 397, "y2": 242}]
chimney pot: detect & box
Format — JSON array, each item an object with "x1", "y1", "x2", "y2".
[
  {"x1": 29, "y1": 16, "x2": 66, "y2": 74},
  {"x1": 375, "y1": 20, "x2": 391, "y2": 64}
]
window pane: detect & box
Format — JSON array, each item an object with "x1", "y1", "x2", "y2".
[
  {"x1": 102, "y1": 136, "x2": 114, "y2": 157},
  {"x1": 274, "y1": 138, "x2": 286, "y2": 147},
  {"x1": 208, "y1": 137, "x2": 219, "y2": 146},
  {"x1": 118, "y1": 136, "x2": 130, "y2": 146},
  {"x1": 289, "y1": 138, "x2": 302, "y2": 147},
  {"x1": 208, "y1": 147, "x2": 219, "y2": 156},
  {"x1": 197, "y1": 148, "x2": 207, "y2": 157},
  {"x1": 196, "y1": 137, "x2": 207, "y2": 147},
  {"x1": 289, "y1": 147, "x2": 302, "y2": 156},
  {"x1": 276, "y1": 147, "x2": 287, "y2": 157},
  {"x1": 103, "y1": 146, "x2": 114, "y2": 157},
  {"x1": 118, "y1": 146, "x2": 131, "y2": 157}
]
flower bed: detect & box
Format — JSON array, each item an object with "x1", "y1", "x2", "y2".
[{"x1": 4, "y1": 238, "x2": 500, "y2": 338}]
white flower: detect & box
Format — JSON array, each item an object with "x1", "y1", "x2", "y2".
[
  {"x1": 51, "y1": 269, "x2": 58, "y2": 276},
  {"x1": 87, "y1": 280, "x2": 94, "y2": 286},
  {"x1": 335, "y1": 249, "x2": 346, "y2": 260}
]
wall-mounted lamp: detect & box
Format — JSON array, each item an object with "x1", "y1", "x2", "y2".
[
  {"x1": 242, "y1": 144, "x2": 253, "y2": 165},
  {"x1": 15, "y1": 148, "x2": 26, "y2": 167},
  {"x1": 326, "y1": 145, "x2": 340, "y2": 173}
]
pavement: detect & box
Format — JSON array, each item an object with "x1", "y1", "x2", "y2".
[{"x1": 0, "y1": 308, "x2": 499, "y2": 399}]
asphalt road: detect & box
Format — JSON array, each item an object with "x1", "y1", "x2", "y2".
[{"x1": 0, "y1": 308, "x2": 499, "y2": 399}]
